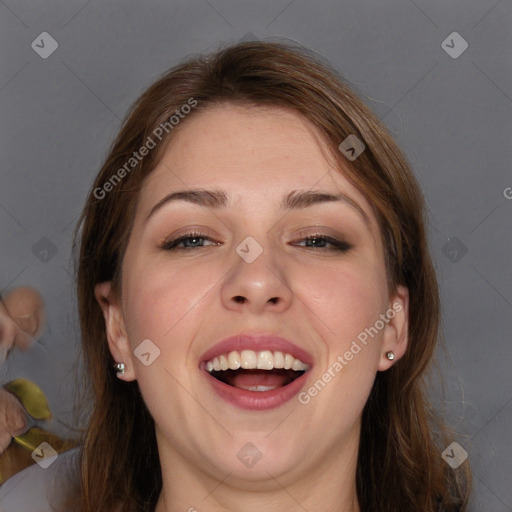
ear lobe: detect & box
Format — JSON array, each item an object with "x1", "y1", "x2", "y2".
[
  {"x1": 378, "y1": 285, "x2": 409, "y2": 372},
  {"x1": 94, "y1": 281, "x2": 136, "y2": 381}
]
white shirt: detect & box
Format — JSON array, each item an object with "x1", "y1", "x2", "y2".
[{"x1": 0, "y1": 448, "x2": 80, "y2": 512}]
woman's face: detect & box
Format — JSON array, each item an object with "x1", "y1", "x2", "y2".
[{"x1": 97, "y1": 103, "x2": 408, "y2": 486}]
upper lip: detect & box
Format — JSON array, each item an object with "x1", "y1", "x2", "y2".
[{"x1": 199, "y1": 333, "x2": 314, "y2": 369}]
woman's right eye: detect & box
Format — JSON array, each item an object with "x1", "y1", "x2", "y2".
[{"x1": 161, "y1": 232, "x2": 220, "y2": 251}]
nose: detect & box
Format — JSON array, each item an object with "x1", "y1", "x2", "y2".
[{"x1": 220, "y1": 238, "x2": 293, "y2": 314}]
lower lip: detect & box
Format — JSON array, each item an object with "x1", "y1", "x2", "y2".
[{"x1": 204, "y1": 371, "x2": 310, "y2": 411}]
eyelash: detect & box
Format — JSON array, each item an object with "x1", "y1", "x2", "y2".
[{"x1": 161, "y1": 231, "x2": 352, "y2": 252}]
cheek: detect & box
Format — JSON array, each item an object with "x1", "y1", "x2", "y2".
[
  {"x1": 300, "y1": 261, "x2": 387, "y2": 420},
  {"x1": 298, "y1": 259, "x2": 387, "y2": 347},
  {"x1": 122, "y1": 257, "x2": 221, "y2": 403},
  {"x1": 123, "y1": 257, "x2": 214, "y2": 342},
  {"x1": 121, "y1": 261, "x2": 203, "y2": 421}
]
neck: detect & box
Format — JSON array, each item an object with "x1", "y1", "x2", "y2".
[{"x1": 154, "y1": 428, "x2": 361, "y2": 512}]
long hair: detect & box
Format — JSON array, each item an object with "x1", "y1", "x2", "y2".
[{"x1": 71, "y1": 40, "x2": 471, "y2": 511}]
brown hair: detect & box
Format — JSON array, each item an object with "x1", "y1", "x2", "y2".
[{"x1": 71, "y1": 40, "x2": 471, "y2": 511}]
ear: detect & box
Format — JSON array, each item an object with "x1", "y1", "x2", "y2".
[
  {"x1": 94, "y1": 281, "x2": 136, "y2": 381},
  {"x1": 378, "y1": 284, "x2": 409, "y2": 371}
]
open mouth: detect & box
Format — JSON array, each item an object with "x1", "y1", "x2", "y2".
[
  {"x1": 209, "y1": 368, "x2": 306, "y2": 391},
  {"x1": 204, "y1": 349, "x2": 309, "y2": 392}
]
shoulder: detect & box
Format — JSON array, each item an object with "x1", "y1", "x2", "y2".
[{"x1": 0, "y1": 447, "x2": 80, "y2": 512}]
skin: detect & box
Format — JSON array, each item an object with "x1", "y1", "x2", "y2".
[
  {"x1": 95, "y1": 104, "x2": 409, "y2": 512},
  {"x1": 0, "y1": 390, "x2": 28, "y2": 453},
  {"x1": 0, "y1": 287, "x2": 44, "y2": 353},
  {"x1": 0, "y1": 287, "x2": 45, "y2": 453}
]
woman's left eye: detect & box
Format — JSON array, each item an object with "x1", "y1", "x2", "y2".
[
  {"x1": 293, "y1": 235, "x2": 352, "y2": 252},
  {"x1": 161, "y1": 232, "x2": 351, "y2": 252}
]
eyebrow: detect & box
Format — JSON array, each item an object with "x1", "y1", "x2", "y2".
[{"x1": 145, "y1": 188, "x2": 371, "y2": 227}]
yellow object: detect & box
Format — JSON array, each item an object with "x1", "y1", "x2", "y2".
[
  {"x1": 0, "y1": 428, "x2": 78, "y2": 484},
  {"x1": 0, "y1": 380, "x2": 79, "y2": 485},
  {"x1": 13, "y1": 426, "x2": 54, "y2": 451},
  {"x1": 4, "y1": 378, "x2": 52, "y2": 420}
]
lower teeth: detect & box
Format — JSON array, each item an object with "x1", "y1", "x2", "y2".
[{"x1": 238, "y1": 385, "x2": 278, "y2": 392}]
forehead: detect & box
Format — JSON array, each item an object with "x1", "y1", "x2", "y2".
[{"x1": 137, "y1": 103, "x2": 377, "y2": 225}]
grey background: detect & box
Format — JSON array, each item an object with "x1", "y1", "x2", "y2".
[{"x1": 0, "y1": 0, "x2": 511, "y2": 510}]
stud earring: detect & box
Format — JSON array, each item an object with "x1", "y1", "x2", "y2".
[
  {"x1": 385, "y1": 351, "x2": 395, "y2": 361},
  {"x1": 113, "y1": 362, "x2": 126, "y2": 375}
]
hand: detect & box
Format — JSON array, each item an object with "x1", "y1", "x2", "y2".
[
  {"x1": 0, "y1": 287, "x2": 46, "y2": 362},
  {"x1": 0, "y1": 287, "x2": 45, "y2": 454},
  {"x1": 0, "y1": 389, "x2": 28, "y2": 454}
]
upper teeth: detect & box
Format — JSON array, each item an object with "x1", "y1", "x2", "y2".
[{"x1": 205, "y1": 350, "x2": 309, "y2": 372}]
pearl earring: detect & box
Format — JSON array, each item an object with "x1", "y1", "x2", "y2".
[
  {"x1": 385, "y1": 351, "x2": 395, "y2": 361},
  {"x1": 113, "y1": 362, "x2": 126, "y2": 374}
]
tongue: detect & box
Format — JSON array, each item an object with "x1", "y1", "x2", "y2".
[{"x1": 229, "y1": 369, "x2": 291, "y2": 389}]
